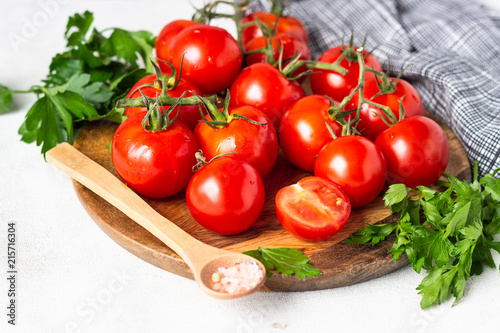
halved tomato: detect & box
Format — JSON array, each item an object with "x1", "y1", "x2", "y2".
[{"x1": 275, "y1": 177, "x2": 351, "y2": 241}]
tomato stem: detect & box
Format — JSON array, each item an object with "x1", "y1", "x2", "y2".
[
  {"x1": 269, "y1": 0, "x2": 289, "y2": 17},
  {"x1": 192, "y1": 150, "x2": 209, "y2": 172},
  {"x1": 281, "y1": 58, "x2": 347, "y2": 81},
  {"x1": 192, "y1": 150, "x2": 238, "y2": 172},
  {"x1": 116, "y1": 57, "x2": 215, "y2": 109},
  {"x1": 116, "y1": 93, "x2": 217, "y2": 109},
  {"x1": 191, "y1": 0, "x2": 251, "y2": 59},
  {"x1": 320, "y1": 46, "x2": 401, "y2": 136}
]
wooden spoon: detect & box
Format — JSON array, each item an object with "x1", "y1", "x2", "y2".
[{"x1": 46, "y1": 142, "x2": 266, "y2": 299}]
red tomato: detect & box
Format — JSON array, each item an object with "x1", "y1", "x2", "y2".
[
  {"x1": 112, "y1": 112, "x2": 198, "y2": 198},
  {"x1": 156, "y1": 23, "x2": 242, "y2": 95},
  {"x1": 315, "y1": 135, "x2": 387, "y2": 208},
  {"x1": 310, "y1": 46, "x2": 382, "y2": 102},
  {"x1": 194, "y1": 105, "x2": 278, "y2": 178},
  {"x1": 275, "y1": 177, "x2": 351, "y2": 241},
  {"x1": 244, "y1": 32, "x2": 311, "y2": 79},
  {"x1": 241, "y1": 11, "x2": 308, "y2": 46},
  {"x1": 347, "y1": 78, "x2": 425, "y2": 141},
  {"x1": 155, "y1": 20, "x2": 198, "y2": 65},
  {"x1": 279, "y1": 95, "x2": 343, "y2": 172},
  {"x1": 229, "y1": 63, "x2": 305, "y2": 130},
  {"x1": 125, "y1": 74, "x2": 202, "y2": 131},
  {"x1": 375, "y1": 116, "x2": 449, "y2": 188},
  {"x1": 186, "y1": 156, "x2": 265, "y2": 235}
]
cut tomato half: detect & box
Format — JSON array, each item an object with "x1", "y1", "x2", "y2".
[{"x1": 275, "y1": 177, "x2": 351, "y2": 241}]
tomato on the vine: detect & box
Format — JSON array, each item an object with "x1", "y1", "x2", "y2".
[
  {"x1": 112, "y1": 112, "x2": 198, "y2": 199},
  {"x1": 315, "y1": 135, "x2": 387, "y2": 208},
  {"x1": 156, "y1": 22, "x2": 242, "y2": 95},
  {"x1": 229, "y1": 62, "x2": 305, "y2": 130},
  {"x1": 279, "y1": 95, "x2": 343, "y2": 172},
  {"x1": 244, "y1": 32, "x2": 311, "y2": 79},
  {"x1": 375, "y1": 116, "x2": 449, "y2": 188},
  {"x1": 186, "y1": 156, "x2": 265, "y2": 235},
  {"x1": 125, "y1": 73, "x2": 202, "y2": 131},
  {"x1": 194, "y1": 105, "x2": 278, "y2": 178},
  {"x1": 240, "y1": 11, "x2": 308, "y2": 46},
  {"x1": 348, "y1": 78, "x2": 425, "y2": 141},
  {"x1": 310, "y1": 45, "x2": 382, "y2": 101},
  {"x1": 275, "y1": 176, "x2": 351, "y2": 241}
]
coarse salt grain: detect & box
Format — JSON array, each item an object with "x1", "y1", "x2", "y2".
[{"x1": 212, "y1": 260, "x2": 264, "y2": 294}]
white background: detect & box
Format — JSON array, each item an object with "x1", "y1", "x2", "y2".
[{"x1": 1, "y1": 0, "x2": 500, "y2": 332}]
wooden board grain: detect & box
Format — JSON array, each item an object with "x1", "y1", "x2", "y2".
[{"x1": 72, "y1": 112, "x2": 471, "y2": 291}]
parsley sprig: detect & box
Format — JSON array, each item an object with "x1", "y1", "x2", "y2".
[
  {"x1": 345, "y1": 162, "x2": 500, "y2": 309},
  {"x1": 1, "y1": 11, "x2": 155, "y2": 154},
  {"x1": 244, "y1": 247, "x2": 321, "y2": 280}
]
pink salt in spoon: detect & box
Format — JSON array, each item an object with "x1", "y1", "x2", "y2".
[{"x1": 46, "y1": 142, "x2": 266, "y2": 299}]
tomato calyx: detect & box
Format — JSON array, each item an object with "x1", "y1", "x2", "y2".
[
  {"x1": 324, "y1": 96, "x2": 356, "y2": 123},
  {"x1": 340, "y1": 32, "x2": 373, "y2": 64},
  {"x1": 371, "y1": 60, "x2": 412, "y2": 98},
  {"x1": 152, "y1": 57, "x2": 183, "y2": 93},
  {"x1": 361, "y1": 62, "x2": 413, "y2": 127},
  {"x1": 127, "y1": 58, "x2": 184, "y2": 101},
  {"x1": 324, "y1": 117, "x2": 359, "y2": 140},
  {"x1": 141, "y1": 91, "x2": 187, "y2": 132},
  {"x1": 317, "y1": 96, "x2": 359, "y2": 139},
  {"x1": 194, "y1": 90, "x2": 267, "y2": 129}
]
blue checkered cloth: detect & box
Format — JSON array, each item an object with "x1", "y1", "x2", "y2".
[{"x1": 257, "y1": 0, "x2": 500, "y2": 177}]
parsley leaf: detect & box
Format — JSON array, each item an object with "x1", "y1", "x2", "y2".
[
  {"x1": 0, "y1": 84, "x2": 13, "y2": 114},
  {"x1": 1, "y1": 11, "x2": 155, "y2": 155},
  {"x1": 417, "y1": 264, "x2": 458, "y2": 309},
  {"x1": 65, "y1": 11, "x2": 94, "y2": 46},
  {"x1": 384, "y1": 183, "x2": 409, "y2": 207},
  {"x1": 344, "y1": 161, "x2": 500, "y2": 309},
  {"x1": 343, "y1": 223, "x2": 396, "y2": 245},
  {"x1": 413, "y1": 229, "x2": 454, "y2": 268},
  {"x1": 244, "y1": 247, "x2": 321, "y2": 280}
]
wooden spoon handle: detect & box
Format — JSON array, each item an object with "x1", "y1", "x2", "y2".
[{"x1": 46, "y1": 142, "x2": 201, "y2": 263}]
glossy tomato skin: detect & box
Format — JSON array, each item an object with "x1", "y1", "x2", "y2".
[
  {"x1": 161, "y1": 24, "x2": 242, "y2": 95},
  {"x1": 186, "y1": 157, "x2": 265, "y2": 235},
  {"x1": 125, "y1": 74, "x2": 202, "y2": 131},
  {"x1": 347, "y1": 78, "x2": 425, "y2": 141},
  {"x1": 241, "y1": 11, "x2": 308, "y2": 46},
  {"x1": 112, "y1": 112, "x2": 198, "y2": 198},
  {"x1": 310, "y1": 46, "x2": 382, "y2": 102},
  {"x1": 229, "y1": 63, "x2": 305, "y2": 130},
  {"x1": 275, "y1": 177, "x2": 351, "y2": 241},
  {"x1": 155, "y1": 20, "x2": 198, "y2": 67},
  {"x1": 194, "y1": 106, "x2": 278, "y2": 178},
  {"x1": 279, "y1": 95, "x2": 342, "y2": 172},
  {"x1": 244, "y1": 32, "x2": 311, "y2": 79},
  {"x1": 375, "y1": 116, "x2": 449, "y2": 188},
  {"x1": 315, "y1": 136, "x2": 387, "y2": 208}
]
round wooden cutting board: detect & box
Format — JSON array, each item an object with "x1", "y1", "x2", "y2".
[{"x1": 72, "y1": 112, "x2": 471, "y2": 292}]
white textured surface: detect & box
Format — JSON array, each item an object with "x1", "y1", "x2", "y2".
[{"x1": 1, "y1": 1, "x2": 499, "y2": 332}]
